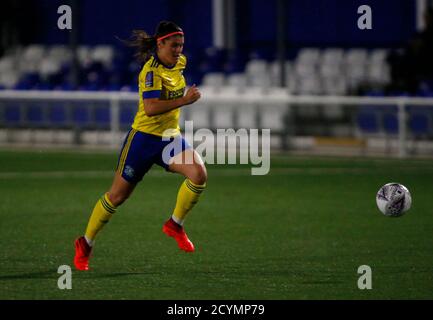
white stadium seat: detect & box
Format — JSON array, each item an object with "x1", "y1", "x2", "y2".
[
  {"x1": 296, "y1": 48, "x2": 320, "y2": 65},
  {"x1": 202, "y1": 72, "x2": 226, "y2": 88},
  {"x1": 226, "y1": 73, "x2": 248, "y2": 89},
  {"x1": 91, "y1": 45, "x2": 114, "y2": 67}
]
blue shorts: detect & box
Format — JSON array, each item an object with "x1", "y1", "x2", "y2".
[{"x1": 116, "y1": 129, "x2": 191, "y2": 184}]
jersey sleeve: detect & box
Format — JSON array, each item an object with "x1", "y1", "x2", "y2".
[{"x1": 141, "y1": 67, "x2": 162, "y2": 99}]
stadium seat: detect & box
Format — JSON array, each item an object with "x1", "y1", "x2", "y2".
[
  {"x1": 382, "y1": 110, "x2": 399, "y2": 135},
  {"x1": 78, "y1": 46, "x2": 92, "y2": 67},
  {"x1": 322, "y1": 76, "x2": 348, "y2": 95},
  {"x1": 235, "y1": 103, "x2": 257, "y2": 129},
  {"x1": 39, "y1": 58, "x2": 62, "y2": 79},
  {"x1": 0, "y1": 71, "x2": 20, "y2": 89},
  {"x1": 213, "y1": 104, "x2": 235, "y2": 129},
  {"x1": 259, "y1": 103, "x2": 288, "y2": 132},
  {"x1": 119, "y1": 105, "x2": 135, "y2": 130},
  {"x1": 26, "y1": 104, "x2": 45, "y2": 127},
  {"x1": 245, "y1": 59, "x2": 268, "y2": 76},
  {"x1": 248, "y1": 73, "x2": 271, "y2": 88},
  {"x1": 91, "y1": 45, "x2": 114, "y2": 68},
  {"x1": 48, "y1": 105, "x2": 69, "y2": 128},
  {"x1": 294, "y1": 59, "x2": 316, "y2": 78},
  {"x1": 344, "y1": 49, "x2": 368, "y2": 91},
  {"x1": 369, "y1": 49, "x2": 389, "y2": 64},
  {"x1": 319, "y1": 62, "x2": 343, "y2": 78},
  {"x1": 0, "y1": 56, "x2": 15, "y2": 73},
  {"x1": 269, "y1": 60, "x2": 291, "y2": 87},
  {"x1": 93, "y1": 105, "x2": 111, "y2": 129},
  {"x1": 188, "y1": 101, "x2": 211, "y2": 129},
  {"x1": 226, "y1": 73, "x2": 248, "y2": 90},
  {"x1": 202, "y1": 73, "x2": 226, "y2": 88},
  {"x1": 368, "y1": 62, "x2": 391, "y2": 87},
  {"x1": 296, "y1": 48, "x2": 320, "y2": 65},
  {"x1": 321, "y1": 48, "x2": 344, "y2": 65},
  {"x1": 356, "y1": 106, "x2": 381, "y2": 134},
  {"x1": 322, "y1": 103, "x2": 345, "y2": 120},
  {"x1": 297, "y1": 76, "x2": 322, "y2": 95},
  {"x1": 409, "y1": 113, "x2": 430, "y2": 135},
  {"x1": 72, "y1": 106, "x2": 91, "y2": 128},
  {"x1": 48, "y1": 45, "x2": 72, "y2": 65},
  {"x1": 4, "y1": 104, "x2": 22, "y2": 127},
  {"x1": 243, "y1": 59, "x2": 272, "y2": 88},
  {"x1": 408, "y1": 107, "x2": 432, "y2": 137},
  {"x1": 344, "y1": 48, "x2": 368, "y2": 66}
]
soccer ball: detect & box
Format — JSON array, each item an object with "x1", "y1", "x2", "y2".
[{"x1": 376, "y1": 183, "x2": 412, "y2": 217}]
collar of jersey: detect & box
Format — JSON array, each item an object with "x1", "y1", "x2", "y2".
[{"x1": 153, "y1": 54, "x2": 176, "y2": 69}]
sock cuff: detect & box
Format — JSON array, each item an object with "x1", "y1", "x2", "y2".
[
  {"x1": 184, "y1": 179, "x2": 206, "y2": 194},
  {"x1": 101, "y1": 193, "x2": 117, "y2": 214}
]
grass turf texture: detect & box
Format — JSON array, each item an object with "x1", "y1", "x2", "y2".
[{"x1": 0, "y1": 149, "x2": 432, "y2": 299}]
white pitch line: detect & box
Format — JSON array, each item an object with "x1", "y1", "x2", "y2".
[{"x1": 0, "y1": 166, "x2": 431, "y2": 180}]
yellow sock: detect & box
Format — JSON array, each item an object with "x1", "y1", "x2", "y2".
[
  {"x1": 84, "y1": 193, "x2": 117, "y2": 243},
  {"x1": 172, "y1": 179, "x2": 206, "y2": 225}
]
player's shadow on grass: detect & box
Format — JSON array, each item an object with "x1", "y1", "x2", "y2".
[{"x1": 0, "y1": 270, "x2": 56, "y2": 280}]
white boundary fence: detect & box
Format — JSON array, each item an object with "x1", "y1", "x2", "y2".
[{"x1": 1, "y1": 89, "x2": 433, "y2": 157}]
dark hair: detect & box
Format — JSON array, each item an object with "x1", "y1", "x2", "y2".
[{"x1": 122, "y1": 21, "x2": 183, "y2": 63}]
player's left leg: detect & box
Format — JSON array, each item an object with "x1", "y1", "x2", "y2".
[{"x1": 163, "y1": 148, "x2": 207, "y2": 252}]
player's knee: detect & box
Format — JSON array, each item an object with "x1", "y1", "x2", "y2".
[
  {"x1": 188, "y1": 165, "x2": 207, "y2": 186},
  {"x1": 107, "y1": 191, "x2": 130, "y2": 207}
]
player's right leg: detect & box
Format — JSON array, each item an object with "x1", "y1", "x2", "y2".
[
  {"x1": 74, "y1": 172, "x2": 136, "y2": 271},
  {"x1": 74, "y1": 129, "x2": 143, "y2": 271}
]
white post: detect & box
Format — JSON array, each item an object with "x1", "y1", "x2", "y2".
[
  {"x1": 398, "y1": 99, "x2": 407, "y2": 158},
  {"x1": 416, "y1": 0, "x2": 427, "y2": 31},
  {"x1": 213, "y1": 0, "x2": 224, "y2": 48}
]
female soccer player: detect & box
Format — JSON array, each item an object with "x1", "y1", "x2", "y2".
[{"x1": 74, "y1": 21, "x2": 207, "y2": 271}]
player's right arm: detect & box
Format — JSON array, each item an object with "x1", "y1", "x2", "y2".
[{"x1": 143, "y1": 85, "x2": 201, "y2": 117}]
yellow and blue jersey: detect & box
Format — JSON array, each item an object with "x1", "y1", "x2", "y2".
[{"x1": 132, "y1": 54, "x2": 187, "y2": 137}]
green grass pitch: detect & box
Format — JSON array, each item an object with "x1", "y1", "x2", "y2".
[{"x1": 0, "y1": 149, "x2": 432, "y2": 299}]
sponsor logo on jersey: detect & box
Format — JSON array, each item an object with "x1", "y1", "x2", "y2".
[{"x1": 167, "y1": 87, "x2": 185, "y2": 100}]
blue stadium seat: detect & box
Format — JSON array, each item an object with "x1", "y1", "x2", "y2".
[
  {"x1": 72, "y1": 106, "x2": 91, "y2": 128},
  {"x1": 27, "y1": 105, "x2": 45, "y2": 127},
  {"x1": 107, "y1": 84, "x2": 121, "y2": 91},
  {"x1": 49, "y1": 105, "x2": 69, "y2": 127},
  {"x1": 94, "y1": 106, "x2": 111, "y2": 129},
  {"x1": 409, "y1": 113, "x2": 430, "y2": 135},
  {"x1": 4, "y1": 104, "x2": 22, "y2": 127},
  {"x1": 408, "y1": 107, "x2": 432, "y2": 137},
  {"x1": 382, "y1": 109, "x2": 399, "y2": 135},
  {"x1": 33, "y1": 82, "x2": 53, "y2": 90},
  {"x1": 120, "y1": 106, "x2": 135, "y2": 129},
  {"x1": 356, "y1": 106, "x2": 381, "y2": 134},
  {"x1": 54, "y1": 83, "x2": 74, "y2": 91}
]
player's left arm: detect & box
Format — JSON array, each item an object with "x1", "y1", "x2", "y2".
[{"x1": 143, "y1": 84, "x2": 201, "y2": 116}]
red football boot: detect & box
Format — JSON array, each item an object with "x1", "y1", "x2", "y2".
[
  {"x1": 162, "y1": 219, "x2": 195, "y2": 252},
  {"x1": 74, "y1": 236, "x2": 92, "y2": 271}
]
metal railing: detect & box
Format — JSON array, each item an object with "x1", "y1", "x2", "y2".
[{"x1": 1, "y1": 89, "x2": 433, "y2": 157}]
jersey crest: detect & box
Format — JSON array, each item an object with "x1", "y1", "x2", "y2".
[{"x1": 145, "y1": 71, "x2": 154, "y2": 88}]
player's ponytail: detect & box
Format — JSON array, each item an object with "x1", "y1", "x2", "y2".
[
  {"x1": 122, "y1": 21, "x2": 183, "y2": 64},
  {"x1": 122, "y1": 30, "x2": 157, "y2": 64}
]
